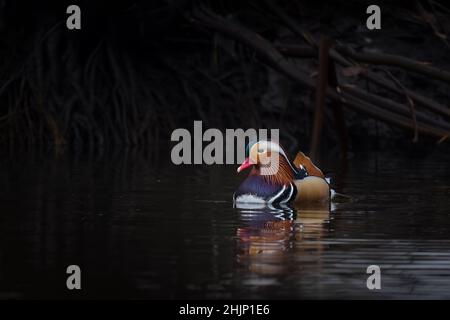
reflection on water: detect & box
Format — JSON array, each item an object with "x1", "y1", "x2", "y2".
[
  {"x1": 1, "y1": 149, "x2": 450, "y2": 299},
  {"x1": 236, "y1": 205, "x2": 330, "y2": 277},
  {"x1": 237, "y1": 206, "x2": 297, "y2": 276}
]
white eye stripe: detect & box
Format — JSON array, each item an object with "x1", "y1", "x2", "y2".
[
  {"x1": 255, "y1": 141, "x2": 285, "y2": 156},
  {"x1": 252, "y1": 141, "x2": 301, "y2": 175},
  {"x1": 253, "y1": 141, "x2": 287, "y2": 159}
]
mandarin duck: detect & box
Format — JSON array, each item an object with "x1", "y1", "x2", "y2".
[{"x1": 233, "y1": 141, "x2": 330, "y2": 205}]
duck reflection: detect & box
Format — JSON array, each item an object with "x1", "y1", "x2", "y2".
[{"x1": 235, "y1": 202, "x2": 331, "y2": 275}]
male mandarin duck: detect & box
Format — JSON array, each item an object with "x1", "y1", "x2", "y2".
[{"x1": 233, "y1": 141, "x2": 330, "y2": 205}]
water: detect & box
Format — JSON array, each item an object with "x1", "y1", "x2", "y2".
[{"x1": 1, "y1": 148, "x2": 450, "y2": 299}]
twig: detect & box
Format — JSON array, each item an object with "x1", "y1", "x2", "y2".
[
  {"x1": 381, "y1": 69, "x2": 419, "y2": 142},
  {"x1": 417, "y1": 0, "x2": 450, "y2": 49},
  {"x1": 263, "y1": 0, "x2": 316, "y2": 47}
]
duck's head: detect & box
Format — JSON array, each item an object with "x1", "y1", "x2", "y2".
[{"x1": 237, "y1": 141, "x2": 303, "y2": 184}]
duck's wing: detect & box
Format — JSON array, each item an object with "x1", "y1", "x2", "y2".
[{"x1": 293, "y1": 151, "x2": 325, "y2": 178}]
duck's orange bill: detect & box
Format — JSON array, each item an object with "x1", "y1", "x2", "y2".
[{"x1": 237, "y1": 158, "x2": 252, "y2": 173}]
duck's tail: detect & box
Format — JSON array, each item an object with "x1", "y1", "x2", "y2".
[
  {"x1": 330, "y1": 189, "x2": 352, "y2": 202},
  {"x1": 293, "y1": 151, "x2": 325, "y2": 178},
  {"x1": 327, "y1": 178, "x2": 352, "y2": 202}
]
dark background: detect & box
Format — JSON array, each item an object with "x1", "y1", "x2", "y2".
[
  {"x1": 1, "y1": 0, "x2": 450, "y2": 159},
  {"x1": 2, "y1": 0, "x2": 450, "y2": 301}
]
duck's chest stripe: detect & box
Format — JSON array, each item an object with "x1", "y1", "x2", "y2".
[
  {"x1": 268, "y1": 185, "x2": 286, "y2": 203},
  {"x1": 282, "y1": 183, "x2": 295, "y2": 203},
  {"x1": 267, "y1": 183, "x2": 296, "y2": 203}
]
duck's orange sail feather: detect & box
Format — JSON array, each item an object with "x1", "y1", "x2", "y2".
[{"x1": 293, "y1": 151, "x2": 325, "y2": 178}]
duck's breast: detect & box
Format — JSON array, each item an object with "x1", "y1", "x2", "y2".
[{"x1": 234, "y1": 175, "x2": 296, "y2": 204}]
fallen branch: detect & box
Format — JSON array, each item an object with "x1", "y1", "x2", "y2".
[
  {"x1": 366, "y1": 71, "x2": 450, "y2": 119},
  {"x1": 265, "y1": 1, "x2": 450, "y2": 121},
  {"x1": 189, "y1": 8, "x2": 450, "y2": 141},
  {"x1": 338, "y1": 90, "x2": 449, "y2": 140},
  {"x1": 335, "y1": 45, "x2": 450, "y2": 85},
  {"x1": 340, "y1": 84, "x2": 450, "y2": 132},
  {"x1": 275, "y1": 43, "x2": 450, "y2": 119}
]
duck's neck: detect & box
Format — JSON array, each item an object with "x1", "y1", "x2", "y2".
[{"x1": 250, "y1": 156, "x2": 295, "y2": 186}]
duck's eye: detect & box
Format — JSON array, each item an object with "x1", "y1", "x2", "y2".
[{"x1": 258, "y1": 148, "x2": 266, "y2": 153}]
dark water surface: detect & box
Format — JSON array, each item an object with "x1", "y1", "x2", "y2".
[{"x1": 1, "y1": 149, "x2": 450, "y2": 299}]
